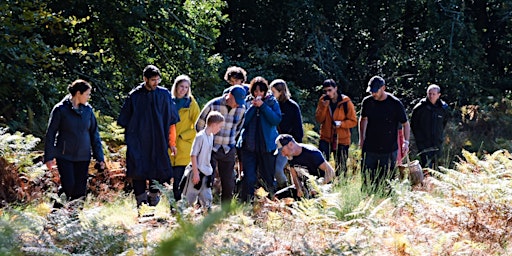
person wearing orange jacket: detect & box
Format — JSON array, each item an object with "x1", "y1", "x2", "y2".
[{"x1": 315, "y1": 79, "x2": 357, "y2": 176}]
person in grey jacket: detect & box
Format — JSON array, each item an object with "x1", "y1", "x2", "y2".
[{"x1": 44, "y1": 79, "x2": 105, "y2": 202}]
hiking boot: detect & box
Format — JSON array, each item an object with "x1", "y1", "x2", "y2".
[
  {"x1": 136, "y1": 193, "x2": 148, "y2": 208},
  {"x1": 148, "y1": 192, "x2": 160, "y2": 206}
]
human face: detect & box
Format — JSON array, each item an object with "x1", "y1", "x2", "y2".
[
  {"x1": 77, "y1": 88, "x2": 91, "y2": 105},
  {"x1": 228, "y1": 77, "x2": 244, "y2": 86},
  {"x1": 225, "y1": 93, "x2": 239, "y2": 108},
  {"x1": 271, "y1": 87, "x2": 281, "y2": 99},
  {"x1": 176, "y1": 81, "x2": 190, "y2": 99},
  {"x1": 370, "y1": 86, "x2": 386, "y2": 101},
  {"x1": 252, "y1": 86, "x2": 265, "y2": 98},
  {"x1": 211, "y1": 121, "x2": 225, "y2": 135},
  {"x1": 281, "y1": 143, "x2": 291, "y2": 157},
  {"x1": 144, "y1": 76, "x2": 161, "y2": 91},
  {"x1": 323, "y1": 86, "x2": 337, "y2": 100},
  {"x1": 427, "y1": 88, "x2": 441, "y2": 104}
]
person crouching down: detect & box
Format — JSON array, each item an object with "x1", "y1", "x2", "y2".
[{"x1": 182, "y1": 111, "x2": 225, "y2": 212}]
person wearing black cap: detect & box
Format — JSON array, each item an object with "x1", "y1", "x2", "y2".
[
  {"x1": 195, "y1": 85, "x2": 246, "y2": 203},
  {"x1": 358, "y1": 75, "x2": 410, "y2": 194},
  {"x1": 275, "y1": 134, "x2": 335, "y2": 198}
]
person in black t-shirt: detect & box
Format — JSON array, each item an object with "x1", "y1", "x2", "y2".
[
  {"x1": 274, "y1": 134, "x2": 335, "y2": 198},
  {"x1": 358, "y1": 76, "x2": 410, "y2": 194}
]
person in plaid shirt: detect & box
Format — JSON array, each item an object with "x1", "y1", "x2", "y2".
[{"x1": 195, "y1": 85, "x2": 246, "y2": 203}]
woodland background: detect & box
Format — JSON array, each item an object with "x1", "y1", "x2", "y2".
[
  {"x1": 2, "y1": 1, "x2": 512, "y2": 255},
  {"x1": 1, "y1": 0, "x2": 512, "y2": 156}
]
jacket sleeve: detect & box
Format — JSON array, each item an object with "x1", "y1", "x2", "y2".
[
  {"x1": 259, "y1": 99, "x2": 282, "y2": 126},
  {"x1": 89, "y1": 110, "x2": 105, "y2": 162},
  {"x1": 169, "y1": 124, "x2": 176, "y2": 147},
  {"x1": 179, "y1": 99, "x2": 200, "y2": 141},
  {"x1": 315, "y1": 98, "x2": 328, "y2": 123},
  {"x1": 195, "y1": 102, "x2": 210, "y2": 132},
  {"x1": 44, "y1": 106, "x2": 61, "y2": 163},
  {"x1": 292, "y1": 103, "x2": 304, "y2": 143},
  {"x1": 117, "y1": 94, "x2": 132, "y2": 128},
  {"x1": 410, "y1": 104, "x2": 426, "y2": 149}
]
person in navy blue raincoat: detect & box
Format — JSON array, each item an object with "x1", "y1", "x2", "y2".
[{"x1": 117, "y1": 65, "x2": 179, "y2": 207}]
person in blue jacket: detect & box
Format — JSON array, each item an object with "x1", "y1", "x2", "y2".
[
  {"x1": 237, "y1": 76, "x2": 282, "y2": 202},
  {"x1": 117, "y1": 65, "x2": 179, "y2": 208},
  {"x1": 44, "y1": 79, "x2": 105, "y2": 202}
]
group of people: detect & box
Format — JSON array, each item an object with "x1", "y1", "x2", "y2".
[{"x1": 43, "y1": 64, "x2": 448, "y2": 213}]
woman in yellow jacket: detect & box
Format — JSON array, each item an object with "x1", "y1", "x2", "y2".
[
  {"x1": 170, "y1": 75, "x2": 200, "y2": 201},
  {"x1": 315, "y1": 79, "x2": 357, "y2": 176}
]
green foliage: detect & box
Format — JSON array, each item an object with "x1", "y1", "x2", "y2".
[
  {"x1": 154, "y1": 203, "x2": 234, "y2": 255},
  {"x1": 1, "y1": 0, "x2": 227, "y2": 139},
  {"x1": 0, "y1": 128, "x2": 42, "y2": 172},
  {"x1": 0, "y1": 216, "x2": 23, "y2": 256}
]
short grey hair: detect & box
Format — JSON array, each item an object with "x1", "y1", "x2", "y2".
[{"x1": 427, "y1": 84, "x2": 441, "y2": 94}]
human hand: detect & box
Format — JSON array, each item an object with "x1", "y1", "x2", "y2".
[
  {"x1": 297, "y1": 188, "x2": 304, "y2": 198},
  {"x1": 94, "y1": 161, "x2": 106, "y2": 172},
  {"x1": 402, "y1": 141, "x2": 410, "y2": 155},
  {"x1": 252, "y1": 96, "x2": 263, "y2": 107},
  {"x1": 45, "y1": 159, "x2": 56, "y2": 170},
  {"x1": 170, "y1": 146, "x2": 177, "y2": 155},
  {"x1": 322, "y1": 95, "x2": 329, "y2": 106},
  {"x1": 192, "y1": 171, "x2": 200, "y2": 185}
]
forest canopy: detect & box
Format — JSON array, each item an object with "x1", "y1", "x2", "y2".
[{"x1": 1, "y1": 0, "x2": 511, "y2": 145}]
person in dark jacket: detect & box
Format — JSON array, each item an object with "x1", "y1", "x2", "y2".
[
  {"x1": 411, "y1": 84, "x2": 448, "y2": 169},
  {"x1": 117, "y1": 65, "x2": 180, "y2": 208},
  {"x1": 237, "y1": 76, "x2": 281, "y2": 202},
  {"x1": 44, "y1": 79, "x2": 105, "y2": 202},
  {"x1": 270, "y1": 79, "x2": 303, "y2": 188}
]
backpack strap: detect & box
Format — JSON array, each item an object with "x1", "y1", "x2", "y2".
[{"x1": 339, "y1": 94, "x2": 349, "y2": 116}]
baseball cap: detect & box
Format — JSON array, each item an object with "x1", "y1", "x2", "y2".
[
  {"x1": 228, "y1": 85, "x2": 246, "y2": 106},
  {"x1": 366, "y1": 75, "x2": 385, "y2": 93},
  {"x1": 274, "y1": 134, "x2": 295, "y2": 155}
]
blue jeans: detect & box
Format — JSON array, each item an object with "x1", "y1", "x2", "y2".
[
  {"x1": 240, "y1": 149, "x2": 276, "y2": 202},
  {"x1": 319, "y1": 139, "x2": 349, "y2": 175},
  {"x1": 56, "y1": 158, "x2": 90, "y2": 200},
  {"x1": 361, "y1": 150, "x2": 397, "y2": 194},
  {"x1": 274, "y1": 148, "x2": 288, "y2": 187}
]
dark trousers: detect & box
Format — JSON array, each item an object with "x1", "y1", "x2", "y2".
[
  {"x1": 361, "y1": 150, "x2": 397, "y2": 194},
  {"x1": 132, "y1": 178, "x2": 166, "y2": 197},
  {"x1": 56, "y1": 158, "x2": 90, "y2": 200},
  {"x1": 172, "y1": 165, "x2": 186, "y2": 201},
  {"x1": 319, "y1": 139, "x2": 349, "y2": 175},
  {"x1": 240, "y1": 149, "x2": 276, "y2": 202},
  {"x1": 419, "y1": 151, "x2": 439, "y2": 169},
  {"x1": 211, "y1": 147, "x2": 236, "y2": 202}
]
